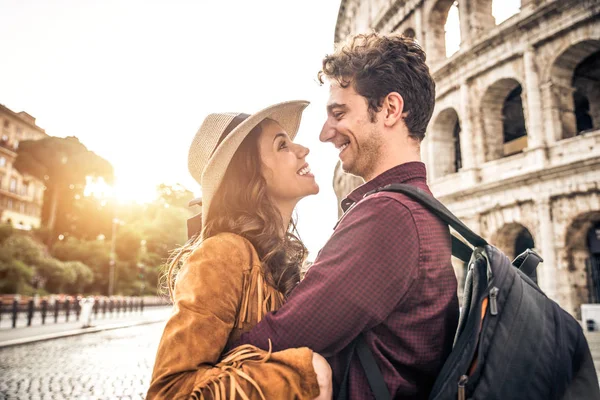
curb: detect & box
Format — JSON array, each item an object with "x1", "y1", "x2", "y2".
[{"x1": 0, "y1": 318, "x2": 167, "y2": 349}]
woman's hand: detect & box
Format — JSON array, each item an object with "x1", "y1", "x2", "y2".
[{"x1": 312, "y1": 352, "x2": 333, "y2": 400}]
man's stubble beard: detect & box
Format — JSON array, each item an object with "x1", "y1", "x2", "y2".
[{"x1": 343, "y1": 125, "x2": 384, "y2": 181}]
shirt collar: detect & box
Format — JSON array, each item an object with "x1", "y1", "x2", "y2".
[{"x1": 340, "y1": 162, "x2": 427, "y2": 212}]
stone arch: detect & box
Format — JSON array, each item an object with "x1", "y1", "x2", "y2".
[
  {"x1": 481, "y1": 78, "x2": 528, "y2": 161},
  {"x1": 547, "y1": 39, "x2": 600, "y2": 139},
  {"x1": 563, "y1": 211, "x2": 600, "y2": 317},
  {"x1": 430, "y1": 108, "x2": 462, "y2": 179},
  {"x1": 426, "y1": 0, "x2": 462, "y2": 63},
  {"x1": 492, "y1": 222, "x2": 536, "y2": 261}
]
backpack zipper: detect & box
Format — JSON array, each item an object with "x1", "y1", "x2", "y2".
[
  {"x1": 458, "y1": 375, "x2": 468, "y2": 400},
  {"x1": 489, "y1": 287, "x2": 499, "y2": 315}
]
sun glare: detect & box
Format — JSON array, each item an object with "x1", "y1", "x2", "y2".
[{"x1": 84, "y1": 176, "x2": 113, "y2": 199}]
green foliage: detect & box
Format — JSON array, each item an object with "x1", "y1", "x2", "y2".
[
  {"x1": 0, "y1": 223, "x2": 14, "y2": 245},
  {"x1": 0, "y1": 232, "x2": 77, "y2": 294},
  {"x1": 156, "y1": 183, "x2": 195, "y2": 209},
  {"x1": 135, "y1": 203, "x2": 190, "y2": 257},
  {"x1": 1, "y1": 235, "x2": 46, "y2": 265},
  {"x1": 41, "y1": 257, "x2": 75, "y2": 293},
  {"x1": 59, "y1": 191, "x2": 116, "y2": 241},
  {"x1": 0, "y1": 257, "x2": 33, "y2": 294},
  {"x1": 115, "y1": 226, "x2": 142, "y2": 263},
  {"x1": 63, "y1": 261, "x2": 94, "y2": 293},
  {"x1": 51, "y1": 236, "x2": 111, "y2": 293},
  {"x1": 0, "y1": 180, "x2": 193, "y2": 296}
]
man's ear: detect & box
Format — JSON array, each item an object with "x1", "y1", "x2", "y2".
[{"x1": 383, "y1": 92, "x2": 405, "y2": 128}]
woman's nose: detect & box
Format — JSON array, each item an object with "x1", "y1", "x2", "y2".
[{"x1": 297, "y1": 144, "x2": 310, "y2": 158}]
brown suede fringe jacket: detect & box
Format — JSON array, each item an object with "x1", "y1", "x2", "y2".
[{"x1": 147, "y1": 232, "x2": 320, "y2": 400}]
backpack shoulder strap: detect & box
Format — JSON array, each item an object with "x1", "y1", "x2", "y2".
[
  {"x1": 356, "y1": 334, "x2": 391, "y2": 400},
  {"x1": 365, "y1": 183, "x2": 487, "y2": 262}
]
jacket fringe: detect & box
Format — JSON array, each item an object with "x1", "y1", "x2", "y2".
[
  {"x1": 235, "y1": 264, "x2": 284, "y2": 328},
  {"x1": 190, "y1": 342, "x2": 273, "y2": 400}
]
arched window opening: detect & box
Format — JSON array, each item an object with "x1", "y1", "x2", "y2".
[
  {"x1": 445, "y1": 1, "x2": 461, "y2": 58},
  {"x1": 430, "y1": 108, "x2": 462, "y2": 179},
  {"x1": 453, "y1": 120, "x2": 462, "y2": 172},
  {"x1": 549, "y1": 41, "x2": 600, "y2": 140},
  {"x1": 563, "y1": 212, "x2": 600, "y2": 317},
  {"x1": 428, "y1": 0, "x2": 462, "y2": 63},
  {"x1": 574, "y1": 90, "x2": 594, "y2": 134},
  {"x1": 502, "y1": 85, "x2": 528, "y2": 156},
  {"x1": 572, "y1": 50, "x2": 600, "y2": 135},
  {"x1": 587, "y1": 222, "x2": 600, "y2": 303},
  {"x1": 482, "y1": 78, "x2": 528, "y2": 161}
]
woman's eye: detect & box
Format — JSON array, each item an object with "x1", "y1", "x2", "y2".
[{"x1": 279, "y1": 141, "x2": 288, "y2": 150}]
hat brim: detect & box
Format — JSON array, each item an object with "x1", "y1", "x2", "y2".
[{"x1": 200, "y1": 100, "x2": 309, "y2": 229}]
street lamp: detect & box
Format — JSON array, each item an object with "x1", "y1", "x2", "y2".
[{"x1": 107, "y1": 217, "x2": 123, "y2": 297}]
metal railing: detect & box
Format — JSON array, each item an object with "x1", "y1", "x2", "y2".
[{"x1": 0, "y1": 295, "x2": 171, "y2": 329}]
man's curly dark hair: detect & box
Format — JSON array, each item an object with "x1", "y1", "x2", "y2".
[{"x1": 318, "y1": 32, "x2": 435, "y2": 141}]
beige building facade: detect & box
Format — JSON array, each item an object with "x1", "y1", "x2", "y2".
[
  {"x1": 0, "y1": 104, "x2": 47, "y2": 230},
  {"x1": 332, "y1": 0, "x2": 600, "y2": 318}
]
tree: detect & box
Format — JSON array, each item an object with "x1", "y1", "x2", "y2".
[
  {"x1": 0, "y1": 233, "x2": 72, "y2": 295},
  {"x1": 63, "y1": 261, "x2": 94, "y2": 294},
  {"x1": 51, "y1": 236, "x2": 111, "y2": 294},
  {"x1": 13, "y1": 136, "x2": 114, "y2": 244},
  {"x1": 0, "y1": 223, "x2": 14, "y2": 244},
  {"x1": 156, "y1": 183, "x2": 195, "y2": 209}
]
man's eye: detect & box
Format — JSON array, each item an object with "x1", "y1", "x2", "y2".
[
  {"x1": 279, "y1": 141, "x2": 288, "y2": 150},
  {"x1": 333, "y1": 112, "x2": 344, "y2": 119}
]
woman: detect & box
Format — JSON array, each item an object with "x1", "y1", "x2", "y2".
[{"x1": 147, "y1": 100, "x2": 332, "y2": 399}]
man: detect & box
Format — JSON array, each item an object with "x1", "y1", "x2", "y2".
[{"x1": 235, "y1": 32, "x2": 459, "y2": 399}]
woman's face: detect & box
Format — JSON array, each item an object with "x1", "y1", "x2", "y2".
[{"x1": 258, "y1": 119, "x2": 319, "y2": 207}]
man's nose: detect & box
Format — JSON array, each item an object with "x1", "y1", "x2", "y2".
[{"x1": 320, "y1": 119, "x2": 335, "y2": 143}]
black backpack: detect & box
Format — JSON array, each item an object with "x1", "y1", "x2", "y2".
[{"x1": 339, "y1": 183, "x2": 600, "y2": 400}]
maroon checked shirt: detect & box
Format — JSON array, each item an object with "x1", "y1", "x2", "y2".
[{"x1": 236, "y1": 162, "x2": 459, "y2": 399}]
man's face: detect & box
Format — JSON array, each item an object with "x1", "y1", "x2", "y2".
[{"x1": 320, "y1": 82, "x2": 384, "y2": 180}]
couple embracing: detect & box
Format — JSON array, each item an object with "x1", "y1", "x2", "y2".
[{"x1": 146, "y1": 31, "x2": 459, "y2": 400}]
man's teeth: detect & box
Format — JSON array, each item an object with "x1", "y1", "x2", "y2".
[
  {"x1": 298, "y1": 166, "x2": 311, "y2": 176},
  {"x1": 339, "y1": 143, "x2": 349, "y2": 152}
]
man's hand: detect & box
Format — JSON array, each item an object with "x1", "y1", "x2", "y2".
[{"x1": 312, "y1": 352, "x2": 332, "y2": 400}]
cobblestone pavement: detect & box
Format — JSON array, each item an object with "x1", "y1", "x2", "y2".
[{"x1": 0, "y1": 321, "x2": 166, "y2": 400}]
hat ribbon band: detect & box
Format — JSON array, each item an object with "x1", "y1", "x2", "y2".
[{"x1": 210, "y1": 113, "x2": 251, "y2": 158}]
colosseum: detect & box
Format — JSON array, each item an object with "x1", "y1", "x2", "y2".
[{"x1": 331, "y1": 0, "x2": 600, "y2": 318}]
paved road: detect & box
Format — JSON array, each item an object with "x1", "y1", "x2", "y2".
[{"x1": 0, "y1": 321, "x2": 167, "y2": 399}]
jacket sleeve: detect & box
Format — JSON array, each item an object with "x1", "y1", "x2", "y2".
[{"x1": 146, "y1": 233, "x2": 320, "y2": 400}]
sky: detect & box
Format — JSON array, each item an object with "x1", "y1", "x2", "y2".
[
  {"x1": 0, "y1": 0, "x2": 343, "y2": 259},
  {"x1": 0, "y1": 0, "x2": 521, "y2": 259}
]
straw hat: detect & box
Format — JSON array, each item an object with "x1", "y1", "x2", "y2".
[{"x1": 188, "y1": 100, "x2": 310, "y2": 231}]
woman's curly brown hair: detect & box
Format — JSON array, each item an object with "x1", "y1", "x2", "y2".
[
  {"x1": 164, "y1": 120, "x2": 305, "y2": 301},
  {"x1": 318, "y1": 32, "x2": 435, "y2": 140}
]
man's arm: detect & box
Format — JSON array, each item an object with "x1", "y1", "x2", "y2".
[{"x1": 236, "y1": 195, "x2": 420, "y2": 355}]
